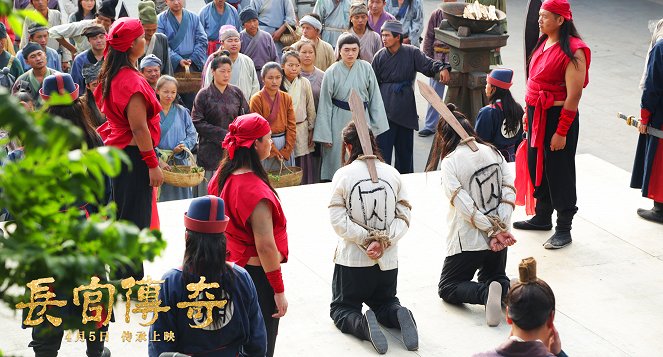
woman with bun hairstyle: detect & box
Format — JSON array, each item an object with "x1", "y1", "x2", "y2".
[
  {"x1": 473, "y1": 257, "x2": 568, "y2": 357},
  {"x1": 208, "y1": 113, "x2": 289, "y2": 357},
  {"x1": 95, "y1": 17, "x2": 163, "y2": 279},
  {"x1": 426, "y1": 104, "x2": 516, "y2": 328}
]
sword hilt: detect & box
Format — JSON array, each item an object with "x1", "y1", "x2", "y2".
[{"x1": 617, "y1": 112, "x2": 639, "y2": 128}]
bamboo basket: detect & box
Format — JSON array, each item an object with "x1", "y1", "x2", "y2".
[
  {"x1": 162, "y1": 147, "x2": 205, "y2": 188},
  {"x1": 268, "y1": 161, "x2": 303, "y2": 188},
  {"x1": 174, "y1": 64, "x2": 202, "y2": 94},
  {"x1": 280, "y1": 22, "x2": 302, "y2": 47}
]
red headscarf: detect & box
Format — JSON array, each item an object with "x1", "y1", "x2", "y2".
[
  {"x1": 541, "y1": 0, "x2": 572, "y2": 21},
  {"x1": 104, "y1": 17, "x2": 145, "y2": 57},
  {"x1": 221, "y1": 113, "x2": 271, "y2": 160}
]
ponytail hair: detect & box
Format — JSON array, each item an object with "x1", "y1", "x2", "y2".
[{"x1": 425, "y1": 104, "x2": 496, "y2": 171}]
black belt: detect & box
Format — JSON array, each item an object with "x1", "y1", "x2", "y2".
[{"x1": 332, "y1": 98, "x2": 368, "y2": 111}]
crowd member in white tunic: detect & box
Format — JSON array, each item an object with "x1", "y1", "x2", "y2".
[
  {"x1": 328, "y1": 122, "x2": 417, "y2": 355},
  {"x1": 48, "y1": 3, "x2": 114, "y2": 56},
  {"x1": 203, "y1": 25, "x2": 259, "y2": 102},
  {"x1": 347, "y1": 1, "x2": 381, "y2": 63},
  {"x1": 297, "y1": 14, "x2": 335, "y2": 71},
  {"x1": 313, "y1": 33, "x2": 388, "y2": 182},
  {"x1": 426, "y1": 104, "x2": 516, "y2": 328}
]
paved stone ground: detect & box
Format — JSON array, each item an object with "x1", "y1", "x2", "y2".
[{"x1": 2, "y1": 154, "x2": 661, "y2": 356}]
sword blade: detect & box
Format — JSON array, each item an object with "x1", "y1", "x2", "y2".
[
  {"x1": 416, "y1": 80, "x2": 479, "y2": 152},
  {"x1": 349, "y1": 89, "x2": 379, "y2": 182},
  {"x1": 617, "y1": 112, "x2": 663, "y2": 139}
]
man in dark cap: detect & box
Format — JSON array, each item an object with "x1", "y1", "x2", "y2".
[
  {"x1": 81, "y1": 61, "x2": 106, "y2": 126},
  {"x1": 238, "y1": 8, "x2": 278, "y2": 84},
  {"x1": 16, "y1": 25, "x2": 62, "y2": 71},
  {"x1": 48, "y1": 2, "x2": 115, "y2": 57},
  {"x1": 70, "y1": 25, "x2": 106, "y2": 90},
  {"x1": 18, "y1": 0, "x2": 70, "y2": 70},
  {"x1": 12, "y1": 42, "x2": 60, "y2": 107},
  {"x1": 139, "y1": 0, "x2": 173, "y2": 75},
  {"x1": 372, "y1": 20, "x2": 450, "y2": 174},
  {"x1": 0, "y1": 22, "x2": 23, "y2": 80}
]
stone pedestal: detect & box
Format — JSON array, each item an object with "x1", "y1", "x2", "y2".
[{"x1": 435, "y1": 23, "x2": 508, "y2": 122}]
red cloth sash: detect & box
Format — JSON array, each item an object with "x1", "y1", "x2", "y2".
[
  {"x1": 525, "y1": 82, "x2": 566, "y2": 186},
  {"x1": 207, "y1": 40, "x2": 221, "y2": 55},
  {"x1": 515, "y1": 139, "x2": 536, "y2": 215}
]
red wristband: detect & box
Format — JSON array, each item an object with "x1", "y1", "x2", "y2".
[
  {"x1": 265, "y1": 268, "x2": 284, "y2": 293},
  {"x1": 641, "y1": 108, "x2": 652, "y2": 125},
  {"x1": 140, "y1": 149, "x2": 159, "y2": 169},
  {"x1": 556, "y1": 109, "x2": 577, "y2": 137}
]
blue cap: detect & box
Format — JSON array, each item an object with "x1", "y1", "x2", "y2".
[
  {"x1": 40, "y1": 73, "x2": 80, "y2": 102},
  {"x1": 184, "y1": 195, "x2": 230, "y2": 234},
  {"x1": 239, "y1": 8, "x2": 259, "y2": 24},
  {"x1": 140, "y1": 54, "x2": 162, "y2": 70},
  {"x1": 381, "y1": 20, "x2": 404, "y2": 34},
  {"x1": 487, "y1": 68, "x2": 514, "y2": 89}
]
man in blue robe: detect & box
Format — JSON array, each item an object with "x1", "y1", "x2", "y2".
[
  {"x1": 157, "y1": 0, "x2": 207, "y2": 73},
  {"x1": 372, "y1": 20, "x2": 450, "y2": 174},
  {"x1": 70, "y1": 25, "x2": 106, "y2": 90},
  {"x1": 631, "y1": 34, "x2": 663, "y2": 224},
  {"x1": 199, "y1": 0, "x2": 241, "y2": 55},
  {"x1": 249, "y1": 0, "x2": 296, "y2": 53}
]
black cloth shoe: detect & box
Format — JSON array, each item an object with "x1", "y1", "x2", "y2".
[
  {"x1": 396, "y1": 307, "x2": 418, "y2": 351},
  {"x1": 637, "y1": 201, "x2": 663, "y2": 224},
  {"x1": 513, "y1": 217, "x2": 553, "y2": 231},
  {"x1": 418, "y1": 129, "x2": 434, "y2": 137},
  {"x1": 365, "y1": 310, "x2": 388, "y2": 354},
  {"x1": 544, "y1": 230, "x2": 572, "y2": 249}
]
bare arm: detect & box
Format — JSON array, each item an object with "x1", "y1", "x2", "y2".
[
  {"x1": 127, "y1": 94, "x2": 153, "y2": 151},
  {"x1": 127, "y1": 93, "x2": 163, "y2": 186},
  {"x1": 563, "y1": 49, "x2": 587, "y2": 112},
  {"x1": 250, "y1": 199, "x2": 282, "y2": 273},
  {"x1": 250, "y1": 199, "x2": 288, "y2": 318},
  {"x1": 550, "y1": 49, "x2": 587, "y2": 150}
]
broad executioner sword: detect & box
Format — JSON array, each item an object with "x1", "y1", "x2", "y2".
[
  {"x1": 349, "y1": 89, "x2": 379, "y2": 183},
  {"x1": 416, "y1": 80, "x2": 479, "y2": 152},
  {"x1": 617, "y1": 112, "x2": 663, "y2": 139}
]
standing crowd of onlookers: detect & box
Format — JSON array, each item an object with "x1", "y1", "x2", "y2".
[{"x1": 1, "y1": 0, "x2": 463, "y2": 202}]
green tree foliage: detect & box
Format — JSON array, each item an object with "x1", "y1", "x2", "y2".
[{"x1": 0, "y1": 3, "x2": 166, "y2": 332}]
